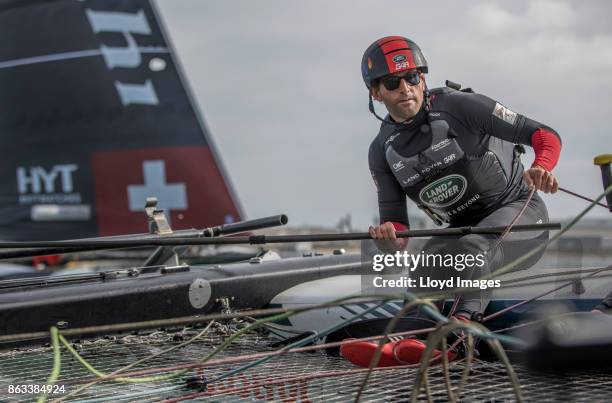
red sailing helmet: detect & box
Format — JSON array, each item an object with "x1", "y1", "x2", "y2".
[{"x1": 361, "y1": 36, "x2": 428, "y2": 89}]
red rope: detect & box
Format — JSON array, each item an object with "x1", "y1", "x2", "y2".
[
  {"x1": 163, "y1": 364, "x2": 422, "y2": 402},
  {"x1": 487, "y1": 186, "x2": 536, "y2": 256},
  {"x1": 451, "y1": 187, "x2": 536, "y2": 320},
  {"x1": 559, "y1": 186, "x2": 608, "y2": 209}
]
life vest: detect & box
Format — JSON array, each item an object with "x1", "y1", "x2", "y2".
[{"x1": 383, "y1": 92, "x2": 521, "y2": 225}]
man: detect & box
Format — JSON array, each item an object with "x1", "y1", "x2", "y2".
[{"x1": 341, "y1": 36, "x2": 562, "y2": 367}]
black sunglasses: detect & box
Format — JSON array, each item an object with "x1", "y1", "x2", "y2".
[{"x1": 381, "y1": 70, "x2": 421, "y2": 91}]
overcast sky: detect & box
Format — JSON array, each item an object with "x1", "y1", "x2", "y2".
[{"x1": 155, "y1": 0, "x2": 612, "y2": 228}]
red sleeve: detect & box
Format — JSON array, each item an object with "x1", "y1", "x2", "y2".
[{"x1": 530, "y1": 128, "x2": 561, "y2": 172}]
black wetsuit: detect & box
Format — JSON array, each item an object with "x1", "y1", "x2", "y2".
[{"x1": 368, "y1": 85, "x2": 560, "y2": 317}]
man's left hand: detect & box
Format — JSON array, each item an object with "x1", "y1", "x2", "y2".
[{"x1": 523, "y1": 165, "x2": 559, "y2": 193}]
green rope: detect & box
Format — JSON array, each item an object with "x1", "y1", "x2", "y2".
[
  {"x1": 58, "y1": 334, "x2": 185, "y2": 383},
  {"x1": 37, "y1": 186, "x2": 610, "y2": 398},
  {"x1": 43, "y1": 294, "x2": 397, "y2": 389},
  {"x1": 208, "y1": 300, "x2": 390, "y2": 384},
  {"x1": 424, "y1": 184, "x2": 612, "y2": 301},
  {"x1": 56, "y1": 322, "x2": 217, "y2": 402},
  {"x1": 39, "y1": 293, "x2": 523, "y2": 398},
  {"x1": 410, "y1": 321, "x2": 523, "y2": 403},
  {"x1": 36, "y1": 327, "x2": 61, "y2": 403}
]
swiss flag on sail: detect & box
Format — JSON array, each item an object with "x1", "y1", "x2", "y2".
[{"x1": 91, "y1": 146, "x2": 241, "y2": 236}]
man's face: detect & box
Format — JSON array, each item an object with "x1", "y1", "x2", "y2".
[{"x1": 371, "y1": 70, "x2": 425, "y2": 122}]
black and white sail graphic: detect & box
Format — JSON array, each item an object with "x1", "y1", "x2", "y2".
[{"x1": 0, "y1": 0, "x2": 243, "y2": 240}]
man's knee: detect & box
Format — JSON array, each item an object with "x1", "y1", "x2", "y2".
[{"x1": 448, "y1": 234, "x2": 493, "y2": 255}]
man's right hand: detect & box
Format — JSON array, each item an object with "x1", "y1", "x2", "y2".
[
  {"x1": 368, "y1": 221, "x2": 399, "y2": 240},
  {"x1": 523, "y1": 165, "x2": 559, "y2": 194},
  {"x1": 369, "y1": 222, "x2": 408, "y2": 252}
]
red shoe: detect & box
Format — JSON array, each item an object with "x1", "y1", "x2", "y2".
[
  {"x1": 340, "y1": 338, "x2": 459, "y2": 368},
  {"x1": 393, "y1": 338, "x2": 457, "y2": 364},
  {"x1": 340, "y1": 339, "x2": 402, "y2": 368}
]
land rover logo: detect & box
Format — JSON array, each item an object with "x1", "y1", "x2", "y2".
[
  {"x1": 419, "y1": 174, "x2": 467, "y2": 208},
  {"x1": 392, "y1": 54, "x2": 407, "y2": 63}
]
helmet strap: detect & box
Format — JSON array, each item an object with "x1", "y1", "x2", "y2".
[
  {"x1": 423, "y1": 85, "x2": 432, "y2": 124},
  {"x1": 368, "y1": 90, "x2": 429, "y2": 126},
  {"x1": 368, "y1": 93, "x2": 390, "y2": 124}
]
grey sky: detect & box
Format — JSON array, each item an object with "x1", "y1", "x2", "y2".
[{"x1": 155, "y1": 0, "x2": 612, "y2": 228}]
